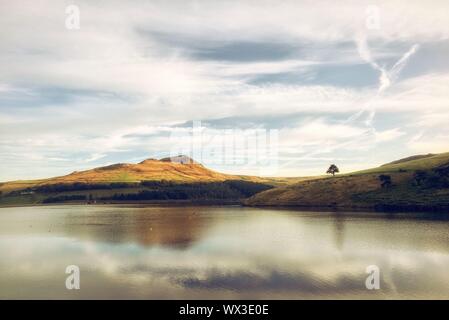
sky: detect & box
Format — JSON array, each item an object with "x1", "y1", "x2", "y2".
[{"x1": 1, "y1": 0, "x2": 449, "y2": 180}]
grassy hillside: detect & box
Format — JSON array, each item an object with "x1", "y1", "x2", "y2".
[
  {"x1": 0, "y1": 156, "x2": 278, "y2": 206},
  {"x1": 246, "y1": 152, "x2": 449, "y2": 212},
  {"x1": 353, "y1": 152, "x2": 449, "y2": 175},
  {"x1": 3, "y1": 152, "x2": 448, "y2": 210},
  {"x1": 0, "y1": 156, "x2": 265, "y2": 193},
  {"x1": 380, "y1": 153, "x2": 435, "y2": 167}
]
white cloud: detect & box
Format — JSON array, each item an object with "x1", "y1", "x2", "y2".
[
  {"x1": 407, "y1": 134, "x2": 449, "y2": 154},
  {"x1": 1, "y1": 0, "x2": 449, "y2": 179},
  {"x1": 374, "y1": 128, "x2": 405, "y2": 143}
]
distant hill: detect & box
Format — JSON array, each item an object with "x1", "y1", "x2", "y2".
[
  {"x1": 0, "y1": 156, "x2": 278, "y2": 206},
  {"x1": 0, "y1": 156, "x2": 264, "y2": 193},
  {"x1": 381, "y1": 153, "x2": 435, "y2": 167},
  {"x1": 246, "y1": 152, "x2": 449, "y2": 212}
]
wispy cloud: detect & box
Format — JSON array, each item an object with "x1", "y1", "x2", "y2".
[{"x1": 0, "y1": 1, "x2": 448, "y2": 179}]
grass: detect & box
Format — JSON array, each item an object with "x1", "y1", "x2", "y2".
[
  {"x1": 0, "y1": 158, "x2": 276, "y2": 195},
  {"x1": 0, "y1": 193, "x2": 47, "y2": 206},
  {"x1": 0, "y1": 156, "x2": 278, "y2": 206},
  {"x1": 352, "y1": 152, "x2": 449, "y2": 175},
  {"x1": 247, "y1": 152, "x2": 449, "y2": 211},
  {"x1": 3, "y1": 152, "x2": 449, "y2": 211}
]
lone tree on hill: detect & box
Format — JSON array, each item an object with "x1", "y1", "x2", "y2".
[{"x1": 326, "y1": 164, "x2": 339, "y2": 176}]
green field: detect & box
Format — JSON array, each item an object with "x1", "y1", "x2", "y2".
[
  {"x1": 0, "y1": 180, "x2": 275, "y2": 207},
  {"x1": 246, "y1": 152, "x2": 449, "y2": 212}
]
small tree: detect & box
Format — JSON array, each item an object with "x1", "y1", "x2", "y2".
[
  {"x1": 326, "y1": 164, "x2": 339, "y2": 176},
  {"x1": 379, "y1": 175, "x2": 392, "y2": 188},
  {"x1": 413, "y1": 170, "x2": 427, "y2": 186}
]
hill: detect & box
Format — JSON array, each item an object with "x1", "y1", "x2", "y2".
[
  {"x1": 380, "y1": 153, "x2": 435, "y2": 167},
  {"x1": 0, "y1": 155, "x2": 261, "y2": 192},
  {"x1": 0, "y1": 156, "x2": 277, "y2": 206},
  {"x1": 246, "y1": 152, "x2": 449, "y2": 212}
]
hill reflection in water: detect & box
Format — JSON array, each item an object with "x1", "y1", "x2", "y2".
[{"x1": 1, "y1": 205, "x2": 449, "y2": 299}]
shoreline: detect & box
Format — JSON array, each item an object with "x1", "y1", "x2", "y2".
[
  {"x1": 0, "y1": 199, "x2": 243, "y2": 209},
  {"x1": 1, "y1": 200, "x2": 449, "y2": 214},
  {"x1": 245, "y1": 203, "x2": 449, "y2": 213}
]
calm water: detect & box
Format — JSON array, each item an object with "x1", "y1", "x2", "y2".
[{"x1": 1, "y1": 205, "x2": 449, "y2": 299}]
